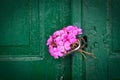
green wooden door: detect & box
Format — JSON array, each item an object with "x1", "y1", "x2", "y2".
[
  {"x1": 79, "y1": 0, "x2": 120, "y2": 80},
  {"x1": 0, "y1": 0, "x2": 72, "y2": 80},
  {"x1": 0, "y1": 0, "x2": 120, "y2": 80}
]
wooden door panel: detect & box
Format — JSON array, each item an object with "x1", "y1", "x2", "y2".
[
  {"x1": 0, "y1": 0, "x2": 39, "y2": 55},
  {"x1": 111, "y1": 0, "x2": 120, "y2": 54},
  {"x1": 0, "y1": 0, "x2": 29, "y2": 45},
  {"x1": 0, "y1": 0, "x2": 71, "y2": 80},
  {"x1": 108, "y1": 0, "x2": 120, "y2": 79},
  {"x1": 82, "y1": 0, "x2": 120, "y2": 80}
]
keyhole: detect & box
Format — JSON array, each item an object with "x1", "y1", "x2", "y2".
[{"x1": 82, "y1": 35, "x2": 87, "y2": 48}]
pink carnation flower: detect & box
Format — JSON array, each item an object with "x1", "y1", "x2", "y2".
[{"x1": 46, "y1": 25, "x2": 82, "y2": 59}]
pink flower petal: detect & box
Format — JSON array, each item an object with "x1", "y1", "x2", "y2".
[
  {"x1": 77, "y1": 28, "x2": 83, "y2": 34},
  {"x1": 53, "y1": 30, "x2": 61, "y2": 37},
  {"x1": 57, "y1": 46, "x2": 65, "y2": 52},
  {"x1": 47, "y1": 36, "x2": 53, "y2": 45},
  {"x1": 64, "y1": 41, "x2": 71, "y2": 50},
  {"x1": 58, "y1": 52, "x2": 64, "y2": 57}
]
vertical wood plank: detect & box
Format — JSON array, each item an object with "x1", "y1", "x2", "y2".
[
  {"x1": 71, "y1": 0, "x2": 84, "y2": 80},
  {"x1": 39, "y1": 0, "x2": 71, "y2": 80},
  {"x1": 82, "y1": 0, "x2": 108, "y2": 80},
  {"x1": 108, "y1": 0, "x2": 120, "y2": 79}
]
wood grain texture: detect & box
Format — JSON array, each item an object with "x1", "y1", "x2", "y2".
[
  {"x1": 82, "y1": 0, "x2": 120, "y2": 80},
  {"x1": 0, "y1": 0, "x2": 71, "y2": 80},
  {"x1": 82, "y1": 0, "x2": 108, "y2": 80},
  {"x1": 0, "y1": 0, "x2": 29, "y2": 45},
  {"x1": 0, "y1": 0, "x2": 40, "y2": 55},
  {"x1": 71, "y1": 0, "x2": 84, "y2": 80},
  {"x1": 108, "y1": 0, "x2": 120, "y2": 80},
  {"x1": 39, "y1": 0, "x2": 71, "y2": 79}
]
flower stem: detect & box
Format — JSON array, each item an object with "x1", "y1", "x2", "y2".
[
  {"x1": 80, "y1": 52, "x2": 87, "y2": 59},
  {"x1": 78, "y1": 49, "x2": 87, "y2": 59},
  {"x1": 78, "y1": 49, "x2": 96, "y2": 59}
]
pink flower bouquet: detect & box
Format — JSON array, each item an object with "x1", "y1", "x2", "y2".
[{"x1": 46, "y1": 25, "x2": 96, "y2": 59}]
